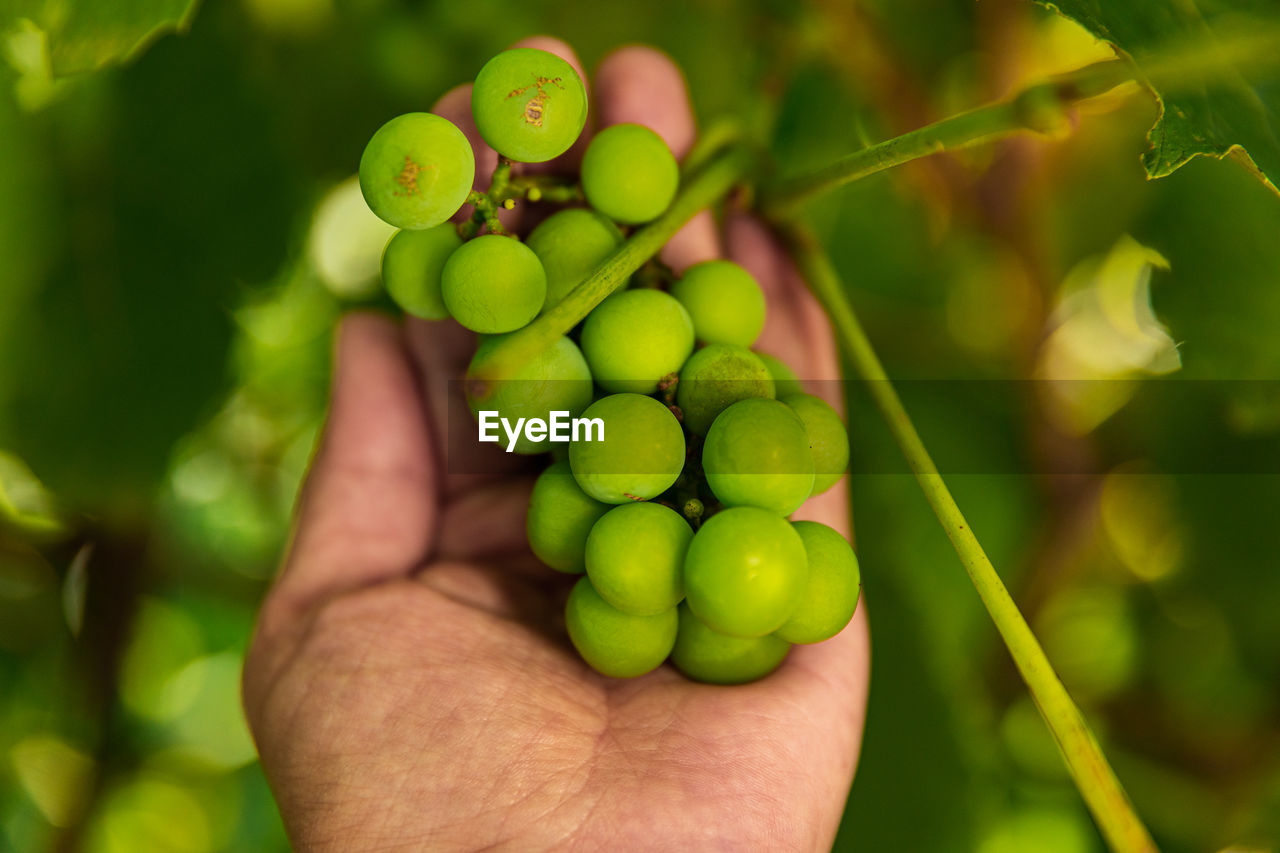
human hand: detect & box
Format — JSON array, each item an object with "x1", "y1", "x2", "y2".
[{"x1": 243, "y1": 38, "x2": 870, "y2": 852}]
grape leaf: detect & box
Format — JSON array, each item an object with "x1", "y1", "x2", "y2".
[
  {"x1": 1035, "y1": 0, "x2": 1280, "y2": 195},
  {"x1": 2, "y1": 0, "x2": 200, "y2": 76}
]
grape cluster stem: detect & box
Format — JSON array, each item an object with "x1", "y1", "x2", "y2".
[{"x1": 460, "y1": 156, "x2": 585, "y2": 239}]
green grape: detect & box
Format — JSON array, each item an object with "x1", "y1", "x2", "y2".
[
  {"x1": 671, "y1": 260, "x2": 766, "y2": 347},
  {"x1": 675, "y1": 344, "x2": 774, "y2": 435},
  {"x1": 671, "y1": 605, "x2": 790, "y2": 685},
  {"x1": 756, "y1": 352, "x2": 804, "y2": 398},
  {"x1": 472, "y1": 48, "x2": 588, "y2": 163},
  {"x1": 581, "y1": 124, "x2": 679, "y2": 225},
  {"x1": 703, "y1": 398, "x2": 815, "y2": 516},
  {"x1": 466, "y1": 334, "x2": 592, "y2": 454},
  {"x1": 683, "y1": 506, "x2": 808, "y2": 637},
  {"x1": 381, "y1": 224, "x2": 461, "y2": 320},
  {"x1": 585, "y1": 502, "x2": 691, "y2": 615},
  {"x1": 442, "y1": 235, "x2": 546, "y2": 334},
  {"x1": 525, "y1": 208, "x2": 622, "y2": 311},
  {"x1": 359, "y1": 112, "x2": 475, "y2": 230},
  {"x1": 580, "y1": 290, "x2": 695, "y2": 394},
  {"x1": 783, "y1": 393, "x2": 849, "y2": 495},
  {"x1": 569, "y1": 393, "x2": 685, "y2": 504},
  {"x1": 527, "y1": 460, "x2": 610, "y2": 573},
  {"x1": 565, "y1": 577, "x2": 677, "y2": 678},
  {"x1": 775, "y1": 521, "x2": 861, "y2": 644}
]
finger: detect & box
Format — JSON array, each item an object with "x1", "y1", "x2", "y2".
[
  {"x1": 661, "y1": 213, "x2": 721, "y2": 273},
  {"x1": 767, "y1": 599, "x2": 870, "y2": 822},
  {"x1": 726, "y1": 214, "x2": 843, "y2": 408},
  {"x1": 594, "y1": 46, "x2": 696, "y2": 158},
  {"x1": 434, "y1": 476, "x2": 537, "y2": 561},
  {"x1": 594, "y1": 45, "x2": 717, "y2": 272},
  {"x1": 512, "y1": 35, "x2": 588, "y2": 91},
  {"x1": 431, "y1": 84, "x2": 519, "y2": 231},
  {"x1": 268, "y1": 313, "x2": 439, "y2": 623},
  {"x1": 510, "y1": 36, "x2": 592, "y2": 174},
  {"x1": 431, "y1": 83, "x2": 499, "y2": 216},
  {"x1": 402, "y1": 317, "x2": 533, "y2": 496},
  {"x1": 432, "y1": 83, "x2": 498, "y2": 189}
]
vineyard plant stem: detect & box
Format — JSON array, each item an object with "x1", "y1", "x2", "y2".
[{"x1": 783, "y1": 224, "x2": 1156, "y2": 853}]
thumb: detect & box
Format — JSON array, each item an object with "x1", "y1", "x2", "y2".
[{"x1": 266, "y1": 312, "x2": 440, "y2": 629}]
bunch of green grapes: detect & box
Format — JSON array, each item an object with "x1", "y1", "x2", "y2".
[{"x1": 359, "y1": 47, "x2": 859, "y2": 685}]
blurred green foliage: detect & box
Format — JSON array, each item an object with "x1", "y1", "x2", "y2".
[{"x1": 1, "y1": 1, "x2": 1278, "y2": 851}]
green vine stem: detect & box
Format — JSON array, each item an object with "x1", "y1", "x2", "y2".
[
  {"x1": 460, "y1": 190, "x2": 508, "y2": 238},
  {"x1": 507, "y1": 178, "x2": 584, "y2": 204},
  {"x1": 459, "y1": 157, "x2": 584, "y2": 238},
  {"x1": 763, "y1": 23, "x2": 1280, "y2": 216},
  {"x1": 762, "y1": 59, "x2": 1133, "y2": 218},
  {"x1": 781, "y1": 223, "x2": 1156, "y2": 853},
  {"x1": 467, "y1": 145, "x2": 753, "y2": 391}
]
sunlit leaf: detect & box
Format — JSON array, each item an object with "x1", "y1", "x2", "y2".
[
  {"x1": 3, "y1": 0, "x2": 202, "y2": 76},
  {"x1": 1036, "y1": 235, "x2": 1179, "y2": 433},
  {"x1": 1035, "y1": 0, "x2": 1280, "y2": 193}
]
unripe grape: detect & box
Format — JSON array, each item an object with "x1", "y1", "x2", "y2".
[
  {"x1": 775, "y1": 521, "x2": 861, "y2": 645},
  {"x1": 359, "y1": 113, "x2": 474, "y2": 230},
  {"x1": 581, "y1": 289, "x2": 695, "y2": 394},
  {"x1": 581, "y1": 123, "x2": 679, "y2": 224},
  {"x1": 472, "y1": 48, "x2": 588, "y2": 163},
  {"x1": 527, "y1": 460, "x2": 610, "y2": 573},
  {"x1": 565, "y1": 577, "x2": 677, "y2": 678},
  {"x1": 782, "y1": 393, "x2": 849, "y2": 495},
  {"x1": 381, "y1": 224, "x2": 461, "y2": 320},
  {"x1": 671, "y1": 605, "x2": 790, "y2": 685},
  {"x1": 703, "y1": 398, "x2": 815, "y2": 516},
  {"x1": 755, "y1": 352, "x2": 804, "y2": 399},
  {"x1": 675, "y1": 344, "x2": 774, "y2": 435},
  {"x1": 569, "y1": 393, "x2": 685, "y2": 504},
  {"x1": 671, "y1": 260, "x2": 766, "y2": 347},
  {"x1": 526, "y1": 208, "x2": 622, "y2": 311},
  {"x1": 442, "y1": 235, "x2": 546, "y2": 334},
  {"x1": 466, "y1": 334, "x2": 592, "y2": 455},
  {"x1": 585, "y1": 502, "x2": 691, "y2": 615},
  {"x1": 683, "y1": 506, "x2": 808, "y2": 638}
]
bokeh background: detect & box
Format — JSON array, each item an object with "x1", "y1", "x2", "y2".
[{"x1": 2, "y1": 1, "x2": 1279, "y2": 851}]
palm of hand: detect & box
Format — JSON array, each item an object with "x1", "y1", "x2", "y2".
[
  {"x1": 244, "y1": 39, "x2": 869, "y2": 852},
  {"x1": 251, "y1": 570, "x2": 863, "y2": 850}
]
